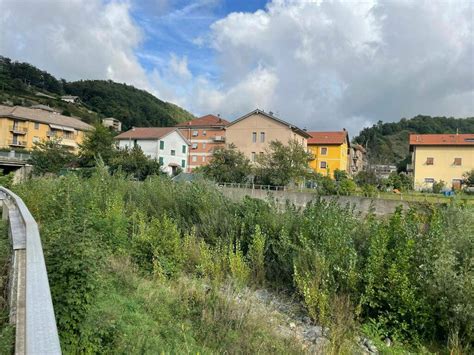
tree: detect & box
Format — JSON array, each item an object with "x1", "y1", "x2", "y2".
[
  {"x1": 78, "y1": 124, "x2": 116, "y2": 167},
  {"x1": 463, "y1": 169, "x2": 474, "y2": 186},
  {"x1": 201, "y1": 144, "x2": 252, "y2": 183},
  {"x1": 29, "y1": 138, "x2": 75, "y2": 175},
  {"x1": 109, "y1": 145, "x2": 162, "y2": 180},
  {"x1": 255, "y1": 140, "x2": 312, "y2": 186}
]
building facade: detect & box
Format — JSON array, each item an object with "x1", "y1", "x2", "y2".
[
  {"x1": 225, "y1": 109, "x2": 310, "y2": 162},
  {"x1": 102, "y1": 117, "x2": 122, "y2": 132},
  {"x1": 349, "y1": 144, "x2": 367, "y2": 175},
  {"x1": 0, "y1": 105, "x2": 92, "y2": 151},
  {"x1": 410, "y1": 134, "x2": 474, "y2": 190},
  {"x1": 307, "y1": 131, "x2": 350, "y2": 178},
  {"x1": 115, "y1": 127, "x2": 190, "y2": 175},
  {"x1": 175, "y1": 114, "x2": 229, "y2": 171}
]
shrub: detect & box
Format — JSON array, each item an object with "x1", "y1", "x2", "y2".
[{"x1": 247, "y1": 225, "x2": 266, "y2": 286}]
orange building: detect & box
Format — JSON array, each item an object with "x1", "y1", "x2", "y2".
[{"x1": 176, "y1": 114, "x2": 229, "y2": 171}]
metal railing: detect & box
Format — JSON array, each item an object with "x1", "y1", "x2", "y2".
[
  {"x1": 0, "y1": 151, "x2": 31, "y2": 161},
  {"x1": 217, "y1": 182, "x2": 287, "y2": 191},
  {"x1": 0, "y1": 187, "x2": 61, "y2": 354},
  {"x1": 9, "y1": 126, "x2": 28, "y2": 134},
  {"x1": 8, "y1": 140, "x2": 27, "y2": 147}
]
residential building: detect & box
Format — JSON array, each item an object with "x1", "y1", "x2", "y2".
[
  {"x1": 175, "y1": 114, "x2": 229, "y2": 171},
  {"x1": 409, "y1": 133, "x2": 474, "y2": 190},
  {"x1": 0, "y1": 105, "x2": 93, "y2": 151},
  {"x1": 115, "y1": 127, "x2": 190, "y2": 175},
  {"x1": 349, "y1": 144, "x2": 368, "y2": 175},
  {"x1": 225, "y1": 109, "x2": 310, "y2": 162},
  {"x1": 102, "y1": 117, "x2": 122, "y2": 132},
  {"x1": 61, "y1": 95, "x2": 79, "y2": 103},
  {"x1": 373, "y1": 164, "x2": 397, "y2": 179},
  {"x1": 307, "y1": 130, "x2": 350, "y2": 178}
]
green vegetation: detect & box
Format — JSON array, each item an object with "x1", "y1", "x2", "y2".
[
  {"x1": 0, "y1": 55, "x2": 193, "y2": 128},
  {"x1": 12, "y1": 171, "x2": 474, "y2": 353},
  {"x1": 0, "y1": 221, "x2": 14, "y2": 353},
  {"x1": 29, "y1": 138, "x2": 76, "y2": 175},
  {"x1": 199, "y1": 144, "x2": 252, "y2": 183},
  {"x1": 353, "y1": 115, "x2": 474, "y2": 167}
]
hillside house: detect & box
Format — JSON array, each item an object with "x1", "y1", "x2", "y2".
[
  {"x1": 307, "y1": 130, "x2": 350, "y2": 178},
  {"x1": 115, "y1": 127, "x2": 190, "y2": 175}
]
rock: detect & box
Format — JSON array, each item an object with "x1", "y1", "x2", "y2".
[
  {"x1": 302, "y1": 325, "x2": 323, "y2": 341},
  {"x1": 289, "y1": 322, "x2": 296, "y2": 329},
  {"x1": 384, "y1": 337, "x2": 392, "y2": 347},
  {"x1": 364, "y1": 339, "x2": 378, "y2": 353}
]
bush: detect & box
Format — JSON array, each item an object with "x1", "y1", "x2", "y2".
[{"x1": 432, "y1": 180, "x2": 446, "y2": 193}]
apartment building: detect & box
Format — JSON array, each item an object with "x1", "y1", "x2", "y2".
[
  {"x1": 115, "y1": 127, "x2": 190, "y2": 175},
  {"x1": 0, "y1": 105, "x2": 93, "y2": 151},
  {"x1": 175, "y1": 114, "x2": 229, "y2": 171},
  {"x1": 349, "y1": 143, "x2": 367, "y2": 175},
  {"x1": 102, "y1": 117, "x2": 122, "y2": 132},
  {"x1": 409, "y1": 133, "x2": 474, "y2": 190},
  {"x1": 307, "y1": 130, "x2": 350, "y2": 178},
  {"x1": 225, "y1": 109, "x2": 310, "y2": 162}
]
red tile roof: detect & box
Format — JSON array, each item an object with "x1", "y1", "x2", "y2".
[
  {"x1": 307, "y1": 131, "x2": 348, "y2": 145},
  {"x1": 409, "y1": 134, "x2": 474, "y2": 146},
  {"x1": 175, "y1": 114, "x2": 229, "y2": 127},
  {"x1": 115, "y1": 127, "x2": 176, "y2": 140}
]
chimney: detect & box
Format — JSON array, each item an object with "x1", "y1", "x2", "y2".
[
  {"x1": 217, "y1": 113, "x2": 220, "y2": 117},
  {"x1": 343, "y1": 128, "x2": 346, "y2": 131},
  {"x1": 269, "y1": 111, "x2": 274, "y2": 116},
  {"x1": 132, "y1": 126, "x2": 136, "y2": 131}
]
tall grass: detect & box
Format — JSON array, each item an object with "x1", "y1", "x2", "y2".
[{"x1": 13, "y1": 170, "x2": 474, "y2": 353}]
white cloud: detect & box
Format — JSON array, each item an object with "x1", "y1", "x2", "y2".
[{"x1": 0, "y1": 0, "x2": 150, "y2": 90}]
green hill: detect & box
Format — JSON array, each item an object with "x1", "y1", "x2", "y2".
[
  {"x1": 353, "y1": 115, "x2": 474, "y2": 168},
  {"x1": 0, "y1": 55, "x2": 194, "y2": 128}
]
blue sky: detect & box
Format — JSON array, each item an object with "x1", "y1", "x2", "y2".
[
  {"x1": 132, "y1": 0, "x2": 269, "y2": 82},
  {"x1": 1, "y1": 0, "x2": 472, "y2": 132}
]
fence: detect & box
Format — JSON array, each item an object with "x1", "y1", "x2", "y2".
[
  {"x1": 0, "y1": 151, "x2": 31, "y2": 162},
  {"x1": 0, "y1": 187, "x2": 61, "y2": 354}
]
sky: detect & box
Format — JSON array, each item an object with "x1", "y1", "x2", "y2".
[{"x1": 0, "y1": 0, "x2": 473, "y2": 135}]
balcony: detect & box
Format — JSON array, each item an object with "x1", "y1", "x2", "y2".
[
  {"x1": 212, "y1": 136, "x2": 225, "y2": 142},
  {"x1": 9, "y1": 125, "x2": 28, "y2": 134},
  {"x1": 8, "y1": 139, "x2": 27, "y2": 147}
]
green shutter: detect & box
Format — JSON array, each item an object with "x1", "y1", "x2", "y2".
[
  {"x1": 182, "y1": 145, "x2": 186, "y2": 153},
  {"x1": 159, "y1": 157, "x2": 164, "y2": 165},
  {"x1": 159, "y1": 141, "x2": 164, "y2": 150},
  {"x1": 181, "y1": 160, "x2": 185, "y2": 168}
]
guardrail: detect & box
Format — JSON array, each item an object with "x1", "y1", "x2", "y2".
[
  {"x1": 217, "y1": 182, "x2": 287, "y2": 191},
  {"x1": 0, "y1": 187, "x2": 61, "y2": 354},
  {"x1": 0, "y1": 151, "x2": 31, "y2": 162}
]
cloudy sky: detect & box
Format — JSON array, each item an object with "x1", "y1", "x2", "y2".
[{"x1": 1, "y1": 0, "x2": 473, "y2": 134}]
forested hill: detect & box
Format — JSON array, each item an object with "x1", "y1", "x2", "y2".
[
  {"x1": 353, "y1": 115, "x2": 474, "y2": 166},
  {"x1": 0, "y1": 55, "x2": 194, "y2": 128}
]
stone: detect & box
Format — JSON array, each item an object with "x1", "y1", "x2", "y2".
[
  {"x1": 289, "y1": 322, "x2": 296, "y2": 329},
  {"x1": 303, "y1": 325, "x2": 323, "y2": 341},
  {"x1": 364, "y1": 339, "x2": 378, "y2": 353}
]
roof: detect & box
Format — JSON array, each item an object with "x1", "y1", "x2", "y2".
[
  {"x1": 409, "y1": 134, "x2": 474, "y2": 146},
  {"x1": 175, "y1": 114, "x2": 229, "y2": 128},
  {"x1": 0, "y1": 105, "x2": 93, "y2": 131},
  {"x1": 307, "y1": 131, "x2": 349, "y2": 145},
  {"x1": 115, "y1": 127, "x2": 190, "y2": 144},
  {"x1": 227, "y1": 109, "x2": 311, "y2": 138},
  {"x1": 30, "y1": 104, "x2": 61, "y2": 113}
]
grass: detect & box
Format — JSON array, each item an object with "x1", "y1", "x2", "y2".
[
  {"x1": 0, "y1": 220, "x2": 14, "y2": 354},
  {"x1": 73, "y1": 256, "x2": 303, "y2": 354}
]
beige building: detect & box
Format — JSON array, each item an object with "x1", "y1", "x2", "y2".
[
  {"x1": 102, "y1": 117, "x2": 122, "y2": 132},
  {"x1": 350, "y1": 144, "x2": 368, "y2": 175},
  {"x1": 409, "y1": 134, "x2": 474, "y2": 190},
  {"x1": 225, "y1": 109, "x2": 310, "y2": 162}
]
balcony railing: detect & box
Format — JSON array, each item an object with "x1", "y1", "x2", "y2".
[
  {"x1": 9, "y1": 126, "x2": 28, "y2": 134},
  {"x1": 8, "y1": 140, "x2": 27, "y2": 147}
]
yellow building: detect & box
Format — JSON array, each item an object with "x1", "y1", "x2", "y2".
[
  {"x1": 0, "y1": 105, "x2": 93, "y2": 152},
  {"x1": 307, "y1": 130, "x2": 350, "y2": 178},
  {"x1": 409, "y1": 134, "x2": 474, "y2": 190}
]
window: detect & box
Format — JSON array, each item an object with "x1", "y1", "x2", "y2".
[
  {"x1": 171, "y1": 150, "x2": 176, "y2": 156},
  {"x1": 133, "y1": 139, "x2": 138, "y2": 147},
  {"x1": 202, "y1": 156, "x2": 206, "y2": 162},
  {"x1": 192, "y1": 130, "x2": 198, "y2": 137},
  {"x1": 320, "y1": 147, "x2": 328, "y2": 155},
  {"x1": 454, "y1": 157, "x2": 462, "y2": 166},
  {"x1": 181, "y1": 160, "x2": 185, "y2": 168},
  {"x1": 202, "y1": 142, "x2": 206, "y2": 149},
  {"x1": 192, "y1": 143, "x2": 198, "y2": 149},
  {"x1": 203, "y1": 130, "x2": 207, "y2": 136},
  {"x1": 426, "y1": 157, "x2": 434, "y2": 165},
  {"x1": 182, "y1": 145, "x2": 186, "y2": 154},
  {"x1": 159, "y1": 157, "x2": 164, "y2": 165},
  {"x1": 64, "y1": 131, "x2": 73, "y2": 139},
  {"x1": 260, "y1": 132, "x2": 265, "y2": 143},
  {"x1": 251, "y1": 152, "x2": 256, "y2": 161},
  {"x1": 320, "y1": 161, "x2": 327, "y2": 169},
  {"x1": 192, "y1": 155, "x2": 197, "y2": 162},
  {"x1": 34, "y1": 122, "x2": 39, "y2": 129},
  {"x1": 252, "y1": 132, "x2": 257, "y2": 143},
  {"x1": 159, "y1": 140, "x2": 164, "y2": 150},
  {"x1": 424, "y1": 178, "x2": 435, "y2": 183}
]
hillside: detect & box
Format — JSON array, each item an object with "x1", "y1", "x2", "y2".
[
  {"x1": 0, "y1": 56, "x2": 193, "y2": 128},
  {"x1": 353, "y1": 115, "x2": 474, "y2": 167}
]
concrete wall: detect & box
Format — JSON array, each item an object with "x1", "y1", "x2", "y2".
[
  {"x1": 226, "y1": 112, "x2": 307, "y2": 162},
  {"x1": 218, "y1": 187, "x2": 411, "y2": 216},
  {"x1": 413, "y1": 145, "x2": 474, "y2": 190}
]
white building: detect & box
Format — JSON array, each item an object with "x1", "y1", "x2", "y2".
[
  {"x1": 102, "y1": 117, "x2": 122, "y2": 132},
  {"x1": 115, "y1": 127, "x2": 190, "y2": 175}
]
